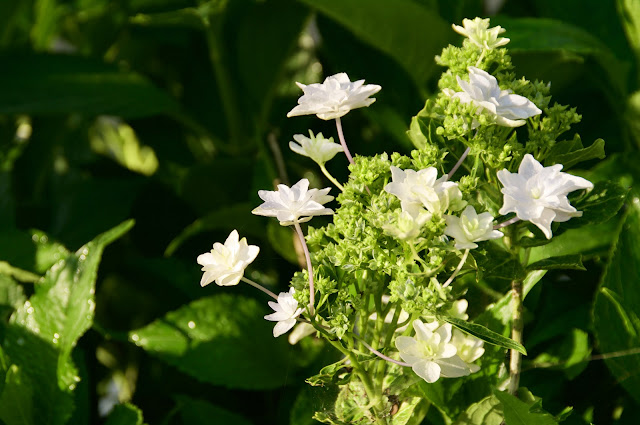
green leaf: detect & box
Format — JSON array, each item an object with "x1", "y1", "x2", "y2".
[
  {"x1": 298, "y1": 0, "x2": 451, "y2": 87},
  {"x1": 593, "y1": 200, "x2": 640, "y2": 404},
  {"x1": 492, "y1": 17, "x2": 627, "y2": 95},
  {"x1": 564, "y1": 181, "x2": 628, "y2": 229},
  {"x1": 531, "y1": 329, "x2": 591, "y2": 380},
  {"x1": 0, "y1": 53, "x2": 181, "y2": 118},
  {"x1": 617, "y1": 0, "x2": 640, "y2": 65},
  {"x1": 545, "y1": 138, "x2": 606, "y2": 170},
  {"x1": 526, "y1": 255, "x2": 585, "y2": 271},
  {"x1": 104, "y1": 403, "x2": 144, "y2": 425},
  {"x1": 175, "y1": 395, "x2": 253, "y2": 425},
  {"x1": 453, "y1": 395, "x2": 503, "y2": 425},
  {"x1": 440, "y1": 317, "x2": 527, "y2": 355},
  {"x1": 129, "y1": 293, "x2": 294, "y2": 390},
  {"x1": 493, "y1": 389, "x2": 558, "y2": 425},
  {"x1": 0, "y1": 220, "x2": 134, "y2": 425},
  {"x1": 0, "y1": 274, "x2": 26, "y2": 319}
]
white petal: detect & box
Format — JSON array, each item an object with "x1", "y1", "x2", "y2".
[{"x1": 413, "y1": 360, "x2": 441, "y2": 383}]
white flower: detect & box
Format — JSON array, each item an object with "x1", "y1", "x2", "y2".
[
  {"x1": 450, "y1": 67, "x2": 542, "y2": 127},
  {"x1": 444, "y1": 205, "x2": 503, "y2": 249},
  {"x1": 252, "y1": 178, "x2": 334, "y2": 226},
  {"x1": 448, "y1": 299, "x2": 469, "y2": 321},
  {"x1": 395, "y1": 320, "x2": 470, "y2": 383},
  {"x1": 287, "y1": 72, "x2": 382, "y2": 120},
  {"x1": 452, "y1": 17, "x2": 510, "y2": 50},
  {"x1": 451, "y1": 329, "x2": 485, "y2": 373},
  {"x1": 382, "y1": 210, "x2": 431, "y2": 241},
  {"x1": 288, "y1": 322, "x2": 316, "y2": 345},
  {"x1": 384, "y1": 166, "x2": 464, "y2": 217},
  {"x1": 497, "y1": 154, "x2": 593, "y2": 239},
  {"x1": 264, "y1": 288, "x2": 303, "y2": 337},
  {"x1": 289, "y1": 130, "x2": 343, "y2": 165},
  {"x1": 197, "y1": 230, "x2": 260, "y2": 287}
]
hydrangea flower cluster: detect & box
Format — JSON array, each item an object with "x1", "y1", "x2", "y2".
[{"x1": 196, "y1": 17, "x2": 602, "y2": 425}]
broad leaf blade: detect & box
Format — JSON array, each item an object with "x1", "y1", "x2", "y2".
[
  {"x1": 129, "y1": 293, "x2": 294, "y2": 390},
  {"x1": 593, "y1": 200, "x2": 640, "y2": 404},
  {"x1": 493, "y1": 389, "x2": 558, "y2": 425}
]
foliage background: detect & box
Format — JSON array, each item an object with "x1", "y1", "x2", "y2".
[{"x1": 0, "y1": 0, "x2": 639, "y2": 424}]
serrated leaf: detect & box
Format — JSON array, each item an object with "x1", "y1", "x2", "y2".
[
  {"x1": 593, "y1": 200, "x2": 640, "y2": 404},
  {"x1": 526, "y1": 255, "x2": 585, "y2": 271},
  {"x1": 0, "y1": 220, "x2": 134, "y2": 425},
  {"x1": 453, "y1": 395, "x2": 503, "y2": 425},
  {"x1": 545, "y1": 138, "x2": 605, "y2": 170},
  {"x1": 129, "y1": 293, "x2": 294, "y2": 390},
  {"x1": 298, "y1": 0, "x2": 451, "y2": 87},
  {"x1": 0, "y1": 53, "x2": 180, "y2": 118},
  {"x1": 493, "y1": 389, "x2": 558, "y2": 425},
  {"x1": 441, "y1": 317, "x2": 527, "y2": 355},
  {"x1": 104, "y1": 403, "x2": 144, "y2": 425}
]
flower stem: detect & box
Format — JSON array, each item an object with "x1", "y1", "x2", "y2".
[
  {"x1": 358, "y1": 338, "x2": 411, "y2": 367},
  {"x1": 319, "y1": 164, "x2": 345, "y2": 191},
  {"x1": 335, "y1": 117, "x2": 355, "y2": 165},
  {"x1": 443, "y1": 249, "x2": 469, "y2": 288},
  {"x1": 241, "y1": 277, "x2": 278, "y2": 300},
  {"x1": 293, "y1": 221, "x2": 315, "y2": 315},
  {"x1": 508, "y1": 277, "x2": 524, "y2": 395},
  {"x1": 446, "y1": 147, "x2": 471, "y2": 181},
  {"x1": 475, "y1": 49, "x2": 486, "y2": 67},
  {"x1": 494, "y1": 216, "x2": 521, "y2": 230}
]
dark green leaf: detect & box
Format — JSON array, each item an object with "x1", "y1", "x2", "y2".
[
  {"x1": 440, "y1": 317, "x2": 527, "y2": 355},
  {"x1": 545, "y1": 138, "x2": 605, "y2": 169},
  {"x1": 176, "y1": 395, "x2": 253, "y2": 425},
  {"x1": 298, "y1": 0, "x2": 452, "y2": 87},
  {"x1": 526, "y1": 255, "x2": 585, "y2": 272},
  {"x1": 493, "y1": 389, "x2": 558, "y2": 425},
  {"x1": 0, "y1": 53, "x2": 181, "y2": 118},
  {"x1": 129, "y1": 293, "x2": 295, "y2": 390},
  {"x1": 564, "y1": 181, "x2": 628, "y2": 229},
  {"x1": 104, "y1": 403, "x2": 144, "y2": 425},
  {"x1": 593, "y1": 200, "x2": 640, "y2": 404}
]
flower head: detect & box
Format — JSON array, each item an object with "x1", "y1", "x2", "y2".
[
  {"x1": 395, "y1": 320, "x2": 470, "y2": 383},
  {"x1": 287, "y1": 72, "x2": 381, "y2": 120},
  {"x1": 197, "y1": 230, "x2": 260, "y2": 287},
  {"x1": 449, "y1": 67, "x2": 541, "y2": 127},
  {"x1": 264, "y1": 288, "x2": 303, "y2": 337},
  {"x1": 451, "y1": 329, "x2": 485, "y2": 373},
  {"x1": 384, "y1": 166, "x2": 464, "y2": 217},
  {"x1": 452, "y1": 17, "x2": 509, "y2": 50},
  {"x1": 497, "y1": 154, "x2": 593, "y2": 238},
  {"x1": 289, "y1": 130, "x2": 343, "y2": 165},
  {"x1": 444, "y1": 205, "x2": 503, "y2": 249},
  {"x1": 252, "y1": 178, "x2": 334, "y2": 226},
  {"x1": 382, "y1": 210, "x2": 431, "y2": 241},
  {"x1": 448, "y1": 299, "x2": 469, "y2": 321}
]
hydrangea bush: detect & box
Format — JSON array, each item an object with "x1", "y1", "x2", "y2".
[{"x1": 197, "y1": 18, "x2": 622, "y2": 425}]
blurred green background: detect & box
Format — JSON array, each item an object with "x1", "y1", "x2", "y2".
[{"x1": 1, "y1": 0, "x2": 639, "y2": 424}]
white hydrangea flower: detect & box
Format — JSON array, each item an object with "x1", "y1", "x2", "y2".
[
  {"x1": 252, "y1": 178, "x2": 334, "y2": 226},
  {"x1": 444, "y1": 205, "x2": 503, "y2": 249},
  {"x1": 288, "y1": 322, "x2": 316, "y2": 345},
  {"x1": 384, "y1": 166, "x2": 465, "y2": 217},
  {"x1": 450, "y1": 67, "x2": 542, "y2": 127},
  {"x1": 264, "y1": 288, "x2": 303, "y2": 337},
  {"x1": 289, "y1": 130, "x2": 344, "y2": 165},
  {"x1": 452, "y1": 17, "x2": 510, "y2": 50},
  {"x1": 197, "y1": 230, "x2": 260, "y2": 287},
  {"x1": 448, "y1": 299, "x2": 469, "y2": 321},
  {"x1": 382, "y1": 210, "x2": 431, "y2": 241},
  {"x1": 395, "y1": 320, "x2": 470, "y2": 383},
  {"x1": 497, "y1": 154, "x2": 593, "y2": 239},
  {"x1": 287, "y1": 72, "x2": 382, "y2": 120},
  {"x1": 451, "y1": 329, "x2": 485, "y2": 373}
]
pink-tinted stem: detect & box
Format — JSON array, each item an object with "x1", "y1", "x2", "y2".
[
  {"x1": 446, "y1": 147, "x2": 471, "y2": 181},
  {"x1": 335, "y1": 117, "x2": 355, "y2": 165},
  {"x1": 293, "y1": 221, "x2": 315, "y2": 315},
  {"x1": 494, "y1": 216, "x2": 521, "y2": 230}
]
